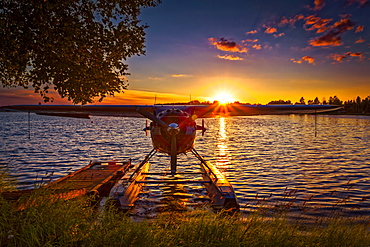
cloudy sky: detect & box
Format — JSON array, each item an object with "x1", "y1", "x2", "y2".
[{"x1": 1, "y1": 0, "x2": 369, "y2": 105}]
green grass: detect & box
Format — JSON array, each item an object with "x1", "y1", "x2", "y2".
[
  {"x1": 1, "y1": 193, "x2": 369, "y2": 247},
  {"x1": 1, "y1": 169, "x2": 369, "y2": 246},
  {"x1": 0, "y1": 168, "x2": 17, "y2": 192}
]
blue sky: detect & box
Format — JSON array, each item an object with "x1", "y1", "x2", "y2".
[{"x1": 1, "y1": 0, "x2": 369, "y2": 105}]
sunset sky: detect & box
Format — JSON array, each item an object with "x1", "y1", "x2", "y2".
[{"x1": 1, "y1": 0, "x2": 369, "y2": 105}]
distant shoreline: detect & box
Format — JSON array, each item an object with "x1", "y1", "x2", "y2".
[{"x1": 1, "y1": 108, "x2": 369, "y2": 117}]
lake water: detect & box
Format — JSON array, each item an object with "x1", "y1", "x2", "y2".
[{"x1": 1, "y1": 112, "x2": 369, "y2": 220}]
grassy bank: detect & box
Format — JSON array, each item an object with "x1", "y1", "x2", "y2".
[
  {"x1": 1, "y1": 168, "x2": 369, "y2": 247},
  {"x1": 1, "y1": 190, "x2": 369, "y2": 247}
]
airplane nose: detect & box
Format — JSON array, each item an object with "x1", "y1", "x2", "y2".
[{"x1": 167, "y1": 123, "x2": 180, "y2": 135}]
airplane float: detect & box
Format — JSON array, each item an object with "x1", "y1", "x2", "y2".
[{"x1": 2, "y1": 103, "x2": 342, "y2": 211}]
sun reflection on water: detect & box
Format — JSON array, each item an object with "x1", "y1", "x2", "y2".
[{"x1": 215, "y1": 117, "x2": 231, "y2": 171}]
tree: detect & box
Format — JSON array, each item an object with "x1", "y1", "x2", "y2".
[
  {"x1": 328, "y1": 95, "x2": 342, "y2": 105},
  {"x1": 267, "y1": 99, "x2": 292, "y2": 105},
  {"x1": 295, "y1": 97, "x2": 305, "y2": 105},
  {"x1": 1, "y1": 0, "x2": 160, "y2": 104},
  {"x1": 356, "y1": 96, "x2": 361, "y2": 106},
  {"x1": 343, "y1": 96, "x2": 370, "y2": 114}
]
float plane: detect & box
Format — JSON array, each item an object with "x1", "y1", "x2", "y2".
[{"x1": 1, "y1": 103, "x2": 342, "y2": 210}]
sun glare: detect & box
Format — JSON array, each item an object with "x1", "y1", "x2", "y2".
[{"x1": 214, "y1": 92, "x2": 235, "y2": 104}]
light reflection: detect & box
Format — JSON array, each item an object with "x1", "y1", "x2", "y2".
[{"x1": 216, "y1": 117, "x2": 230, "y2": 169}]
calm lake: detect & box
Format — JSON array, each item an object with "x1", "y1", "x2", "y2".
[{"x1": 1, "y1": 112, "x2": 370, "y2": 219}]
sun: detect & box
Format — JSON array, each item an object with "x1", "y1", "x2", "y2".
[{"x1": 213, "y1": 92, "x2": 235, "y2": 104}]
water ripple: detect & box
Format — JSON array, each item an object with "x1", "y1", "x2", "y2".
[{"x1": 1, "y1": 112, "x2": 370, "y2": 218}]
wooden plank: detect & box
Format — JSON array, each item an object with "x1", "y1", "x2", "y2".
[
  {"x1": 110, "y1": 161, "x2": 150, "y2": 209},
  {"x1": 141, "y1": 172, "x2": 204, "y2": 175},
  {"x1": 45, "y1": 161, "x2": 130, "y2": 194},
  {"x1": 135, "y1": 180, "x2": 211, "y2": 184},
  {"x1": 1, "y1": 160, "x2": 131, "y2": 202}
]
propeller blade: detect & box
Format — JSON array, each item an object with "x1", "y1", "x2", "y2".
[
  {"x1": 136, "y1": 108, "x2": 168, "y2": 127},
  {"x1": 170, "y1": 134, "x2": 177, "y2": 176}
]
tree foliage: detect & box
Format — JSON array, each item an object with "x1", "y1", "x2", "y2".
[
  {"x1": 344, "y1": 96, "x2": 370, "y2": 114},
  {"x1": 0, "y1": 0, "x2": 160, "y2": 104},
  {"x1": 267, "y1": 99, "x2": 292, "y2": 105},
  {"x1": 328, "y1": 95, "x2": 342, "y2": 105}
]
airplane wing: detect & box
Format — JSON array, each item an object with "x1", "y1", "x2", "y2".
[
  {"x1": 0, "y1": 105, "x2": 156, "y2": 118},
  {"x1": 1, "y1": 104, "x2": 342, "y2": 119},
  {"x1": 191, "y1": 104, "x2": 343, "y2": 118}
]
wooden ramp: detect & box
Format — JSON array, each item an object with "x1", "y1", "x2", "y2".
[
  {"x1": 44, "y1": 160, "x2": 132, "y2": 199},
  {"x1": 1, "y1": 160, "x2": 132, "y2": 202}
]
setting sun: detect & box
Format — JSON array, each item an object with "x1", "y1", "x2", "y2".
[{"x1": 213, "y1": 92, "x2": 236, "y2": 104}]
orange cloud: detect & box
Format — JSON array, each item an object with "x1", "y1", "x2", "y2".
[
  {"x1": 217, "y1": 54, "x2": 244, "y2": 60},
  {"x1": 309, "y1": 35, "x2": 342, "y2": 46},
  {"x1": 314, "y1": 0, "x2": 325, "y2": 10},
  {"x1": 148, "y1": 77, "x2": 162, "y2": 80},
  {"x1": 355, "y1": 25, "x2": 364, "y2": 33},
  {"x1": 252, "y1": 44, "x2": 262, "y2": 50},
  {"x1": 242, "y1": 39, "x2": 262, "y2": 50},
  {"x1": 302, "y1": 56, "x2": 316, "y2": 64},
  {"x1": 348, "y1": 52, "x2": 364, "y2": 58},
  {"x1": 291, "y1": 58, "x2": 302, "y2": 64},
  {"x1": 304, "y1": 15, "x2": 332, "y2": 33},
  {"x1": 355, "y1": 38, "x2": 365, "y2": 43},
  {"x1": 278, "y1": 14, "x2": 305, "y2": 27},
  {"x1": 333, "y1": 18, "x2": 355, "y2": 32},
  {"x1": 309, "y1": 18, "x2": 355, "y2": 47},
  {"x1": 296, "y1": 14, "x2": 305, "y2": 20},
  {"x1": 273, "y1": 33, "x2": 285, "y2": 38},
  {"x1": 305, "y1": 15, "x2": 321, "y2": 25},
  {"x1": 291, "y1": 56, "x2": 316, "y2": 64},
  {"x1": 346, "y1": 0, "x2": 368, "y2": 7},
  {"x1": 171, "y1": 74, "x2": 191, "y2": 78},
  {"x1": 246, "y1": 30, "x2": 257, "y2": 34},
  {"x1": 209, "y1": 38, "x2": 248, "y2": 53},
  {"x1": 329, "y1": 53, "x2": 347, "y2": 62},
  {"x1": 264, "y1": 27, "x2": 277, "y2": 34},
  {"x1": 243, "y1": 39, "x2": 258, "y2": 43},
  {"x1": 278, "y1": 16, "x2": 290, "y2": 26},
  {"x1": 328, "y1": 52, "x2": 364, "y2": 63}
]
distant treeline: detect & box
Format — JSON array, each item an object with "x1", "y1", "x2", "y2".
[
  {"x1": 160, "y1": 95, "x2": 370, "y2": 114},
  {"x1": 267, "y1": 95, "x2": 370, "y2": 114}
]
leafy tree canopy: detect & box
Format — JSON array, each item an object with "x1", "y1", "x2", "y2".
[
  {"x1": 267, "y1": 99, "x2": 292, "y2": 105},
  {"x1": 1, "y1": 0, "x2": 160, "y2": 104}
]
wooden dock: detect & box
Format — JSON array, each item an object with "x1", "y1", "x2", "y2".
[
  {"x1": 1, "y1": 160, "x2": 132, "y2": 202},
  {"x1": 43, "y1": 160, "x2": 132, "y2": 199}
]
